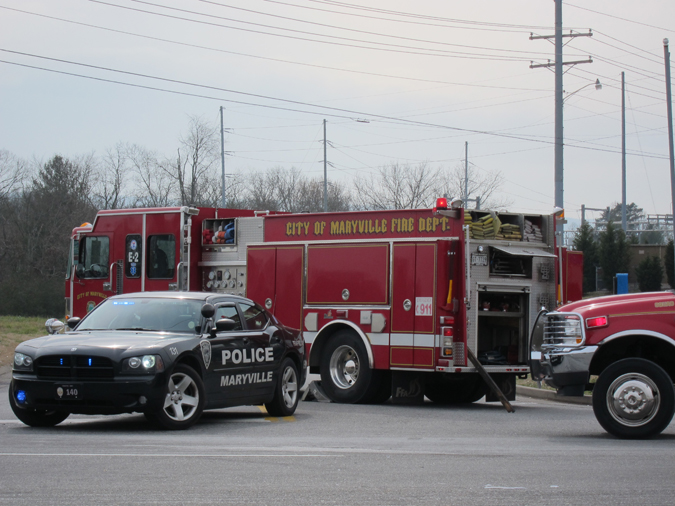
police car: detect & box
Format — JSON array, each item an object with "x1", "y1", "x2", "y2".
[{"x1": 9, "y1": 292, "x2": 306, "y2": 429}]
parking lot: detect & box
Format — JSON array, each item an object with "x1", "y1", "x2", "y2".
[{"x1": 1, "y1": 371, "x2": 674, "y2": 506}]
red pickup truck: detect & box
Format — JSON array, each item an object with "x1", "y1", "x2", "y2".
[{"x1": 531, "y1": 291, "x2": 675, "y2": 439}]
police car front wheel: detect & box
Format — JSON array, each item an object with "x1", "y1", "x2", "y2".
[{"x1": 151, "y1": 364, "x2": 206, "y2": 430}]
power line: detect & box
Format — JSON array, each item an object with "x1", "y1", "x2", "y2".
[
  {"x1": 566, "y1": 1, "x2": 674, "y2": 33},
  {"x1": 89, "y1": 0, "x2": 533, "y2": 62}
]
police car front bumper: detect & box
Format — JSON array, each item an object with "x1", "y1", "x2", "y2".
[
  {"x1": 10, "y1": 372, "x2": 166, "y2": 415},
  {"x1": 531, "y1": 346, "x2": 597, "y2": 396}
]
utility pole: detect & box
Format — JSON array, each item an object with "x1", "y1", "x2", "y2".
[
  {"x1": 530, "y1": 0, "x2": 592, "y2": 240},
  {"x1": 323, "y1": 119, "x2": 328, "y2": 213},
  {"x1": 621, "y1": 72, "x2": 627, "y2": 232},
  {"x1": 464, "y1": 142, "x2": 469, "y2": 208},
  {"x1": 220, "y1": 106, "x2": 226, "y2": 208},
  {"x1": 664, "y1": 39, "x2": 675, "y2": 271}
]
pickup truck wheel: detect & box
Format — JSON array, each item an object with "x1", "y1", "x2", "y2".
[
  {"x1": 8, "y1": 382, "x2": 70, "y2": 427},
  {"x1": 265, "y1": 358, "x2": 299, "y2": 417},
  {"x1": 152, "y1": 364, "x2": 205, "y2": 430},
  {"x1": 593, "y1": 358, "x2": 675, "y2": 439},
  {"x1": 320, "y1": 330, "x2": 375, "y2": 403}
]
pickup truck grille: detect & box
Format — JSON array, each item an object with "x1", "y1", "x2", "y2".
[
  {"x1": 543, "y1": 313, "x2": 583, "y2": 346},
  {"x1": 36, "y1": 355, "x2": 115, "y2": 380}
]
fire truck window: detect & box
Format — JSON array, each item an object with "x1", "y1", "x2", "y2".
[
  {"x1": 239, "y1": 302, "x2": 268, "y2": 330},
  {"x1": 79, "y1": 236, "x2": 109, "y2": 278},
  {"x1": 125, "y1": 234, "x2": 142, "y2": 278},
  {"x1": 147, "y1": 235, "x2": 175, "y2": 279},
  {"x1": 214, "y1": 305, "x2": 242, "y2": 331}
]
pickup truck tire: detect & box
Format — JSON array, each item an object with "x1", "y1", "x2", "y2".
[
  {"x1": 593, "y1": 358, "x2": 675, "y2": 439},
  {"x1": 320, "y1": 330, "x2": 376, "y2": 403}
]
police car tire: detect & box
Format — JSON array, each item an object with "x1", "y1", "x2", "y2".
[
  {"x1": 320, "y1": 330, "x2": 374, "y2": 404},
  {"x1": 8, "y1": 382, "x2": 70, "y2": 427},
  {"x1": 153, "y1": 364, "x2": 206, "y2": 430},
  {"x1": 592, "y1": 358, "x2": 675, "y2": 439},
  {"x1": 265, "y1": 358, "x2": 300, "y2": 417}
]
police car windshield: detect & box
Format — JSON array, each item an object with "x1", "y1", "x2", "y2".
[{"x1": 77, "y1": 298, "x2": 203, "y2": 334}]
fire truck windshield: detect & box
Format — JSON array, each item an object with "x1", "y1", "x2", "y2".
[{"x1": 77, "y1": 236, "x2": 109, "y2": 279}]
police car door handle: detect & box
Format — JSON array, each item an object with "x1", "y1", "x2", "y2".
[{"x1": 242, "y1": 337, "x2": 249, "y2": 344}]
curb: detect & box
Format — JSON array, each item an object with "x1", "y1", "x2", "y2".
[{"x1": 517, "y1": 385, "x2": 592, "y2": 405}]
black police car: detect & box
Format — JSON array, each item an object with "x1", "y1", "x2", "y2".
[{"x1": 9, "y1": 292, "x2": 306, "y2": 429}]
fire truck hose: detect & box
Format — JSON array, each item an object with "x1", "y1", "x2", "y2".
[{"x1": 466, "y1": 348, "x2": 515, "y2": 413}]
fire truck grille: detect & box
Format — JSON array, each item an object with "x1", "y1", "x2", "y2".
[
  {"x1": 36, "y1": 355, "x2": 115, "y2": 380},
  {"x1": 543, "y1": 314, "x2": 583, "y2": 346}
]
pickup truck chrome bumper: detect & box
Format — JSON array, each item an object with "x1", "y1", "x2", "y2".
[{"x1": 531, "y1": 346, "x2": 597, "y2": 396}]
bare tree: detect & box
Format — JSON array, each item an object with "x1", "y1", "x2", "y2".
[
  {"x1": 352, "y1": 162, "x2": 440, "y2": 210},
  {"x1": 127, "y1": 144, "x2": 174, "y2": 207},
  {"x1": 162, "y1": 116, "x2": 220, "y2": 207},
  {"x1": 0, "y1": 150, "x2": 26, "y2": 200},
  {"x1": 93, "y1": 143, "x2": 130, "y2": 209},
  {"x1": 442, "y1": 163, "x2": 512, "y2": 211}
]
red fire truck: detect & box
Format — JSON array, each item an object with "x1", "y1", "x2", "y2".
[{"x1": 65, "y1": 201, "x2": 582, "y2": 404}]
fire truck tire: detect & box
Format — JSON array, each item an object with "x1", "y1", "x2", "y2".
[
  {"x1": 320, "y1": 330, "x2": 377, "y2": 404},
  {"x1": 360, "y1": 371, "x2": 392, "y2": 404},
  {"x1": 8, "y1": 382, "x2": 70, "y2": 427},
  {"x1": 425, "y1": 375, "x2": 486, "y2": 404},
  {"x1": 592, "y1": 358, "x2": 675, "y2": 439}
]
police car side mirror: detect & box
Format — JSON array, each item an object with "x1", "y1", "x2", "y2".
[
  {"x1": 209, "y1": 318, "x2": 236, "y2": 338},
  {"x1": 75, "y1": 264, "x2": 85, "y2": 279},
  {"x1": 66, "y1": 317, "x2": 81, "y2": 329}
]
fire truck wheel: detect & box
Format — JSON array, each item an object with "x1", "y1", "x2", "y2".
[
  {"x1": 592, "y1": 358, "x2": 675, "y2": 439},
  {"x1": 362, "y1": 371, "x2": 392, "y2": 404},
  {"x1": 151, "y1": 364, "x2": 206, "y2": 430},
  {"x1": 425, "y1": 375, "x2": 486, "y2": 404},
  {"x1": 320, "y1": 330, "x2": 376, "y2": 404},
  {"x1": 8, "y1": 382, "x2": 70, "y2": 427},
  {"x1": 265, "y1": 358, "x2": 300, "y2": 417}
]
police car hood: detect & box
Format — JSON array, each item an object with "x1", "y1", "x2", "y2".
[{"x1": 19, "y1": 331, "x2": 192, "y2": 353}]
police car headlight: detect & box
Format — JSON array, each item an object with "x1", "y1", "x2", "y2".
[
  {"x1": 13, "y1": 352, "x2": 33, "y2": 370},
  {"x1": 123, "y1": 355, "x2": 164, "y2": 373}
]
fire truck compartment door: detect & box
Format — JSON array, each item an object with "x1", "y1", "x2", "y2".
[
  {"x1": 490, "y1": 246, "x2": 557, "y2": 258},
  {"x1": 390, "y1": 243, "x2": 436, "y2": 368},
  {"x1": 246, "y1": 246, "x2": 303, "y2": 330},
  {"x1": 306, "y1": 243, "x2": 389, "y2": 305}
]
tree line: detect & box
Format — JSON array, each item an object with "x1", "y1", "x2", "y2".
[
  {"x1": 0, "y1": 117, "x2": 509, "y2": 317},
  {"x1": 573, "y1": 205, "x2": 674, "y2": 295}
]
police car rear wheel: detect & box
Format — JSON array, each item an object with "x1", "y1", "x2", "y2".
[
  {"x1": 8, "y1": 383, "x2": 70, "y2": 427},
  {"x1": 265, "y1": 358, "x2": 299, "y2": 417},
  {"x1": 153, "y1": 364, "x2": 205, "y2": 430}
]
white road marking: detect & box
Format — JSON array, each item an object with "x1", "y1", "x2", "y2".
[{"x1": 0, "y1": 453, "x2": 339, "y2": 458}]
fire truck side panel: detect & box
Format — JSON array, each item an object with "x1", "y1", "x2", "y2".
[
  {"x1": 390, "y1": 243, "x2": 416, "y2": 367},
  {"x1": 246, "y1": 245, "x2": 277, "y2": 312},
  {"x1": 413, "y1": 243, "x2": 436, "y2": 370},
  {"x1": 273, "y1": 246, "x2": 304, "y2": 331},
  {"x1": 563, "y1": 249, "x2": 584, "y2": 304},
  {"x1": 306, "y1": 243, "x2": 389, "y2": 305}
]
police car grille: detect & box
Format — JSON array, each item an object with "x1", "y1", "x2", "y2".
[{"x1": 36, "y1": 356, "x2": 115, "y2": 379}]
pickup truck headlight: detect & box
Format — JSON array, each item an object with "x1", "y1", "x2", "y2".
[
  {"x1": 122, "y1": 355, "x2": 165, "y2": 374},
  {"x1": 543, "y1": 313, "x2": 584, "y2": 346},
  {"x1": 13, "y1": 352, "x2": 34, "y2": 371}
]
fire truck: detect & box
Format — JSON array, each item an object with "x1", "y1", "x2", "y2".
[{"x1": 65, "y1": 200, "x2": 582, "y2": 404}]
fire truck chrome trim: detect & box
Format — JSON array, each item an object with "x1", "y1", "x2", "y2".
[
  {"x1": 246, "y1": 237, "x2": 461, "y2": 247},
  {"x1": 308, "y1": 320, "x2": 374, "y2": 369}
]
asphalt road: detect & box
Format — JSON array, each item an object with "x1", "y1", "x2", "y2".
[{"x1": 1, "y1": 372, "x2": 674, "y2": 506}]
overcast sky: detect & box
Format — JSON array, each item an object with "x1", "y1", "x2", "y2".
[{"x1": 1, "y1": 0, "x2": 674, "y2": 221}]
